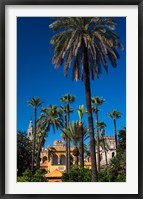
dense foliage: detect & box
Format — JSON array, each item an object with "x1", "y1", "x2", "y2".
[
  {"x1": 98, "y1": 127, "x2": 126, "y2": 182},
  {"x1": 17, "y1": 169, "x2": 47, "y2": 182},
  {"x1": 17, "y1": 131, "x2": 32, "y2": 176},
  {"x1": 61, "y1": 166, "x2": 92, "y2": 182}
]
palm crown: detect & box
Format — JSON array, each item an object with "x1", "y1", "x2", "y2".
[
  {"x1": 60, "y1": 94, "x2": 75, "y2": 105},
  {"x1": 62, "y1": 121, "x2": 89, "y2": 146},
  {"x1": 108, "y1": 109, "x2": 121, "y2": 119},
  {"x1": 49, "y1": 17, "x2": 123, "y2": 81},
  {"x1": 92, "y1": 96, "x2": 105, "y2": 111},
  {"x1": 78, "y1": 105, "x2": 87, "y2": 122},
  {"x1": 38, "y1": 105, "x2": 63, "y2": 132},
  {"x1": 27, "y1": 97, "x2": 44, "y2": 109}
]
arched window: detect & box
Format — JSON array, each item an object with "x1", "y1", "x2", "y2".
[
  {"x1": 43, "y1": 156, "x2": 47, "y2": 163},
  {"x1": 52, "y1": 154, "x2": 58, "y2": 165},
  {"x1": 60, "y1": 155, "x2": 66, "y2": 165},
  {"x1": 112, "y1": 152, "x2": 115, "y2": 158}
]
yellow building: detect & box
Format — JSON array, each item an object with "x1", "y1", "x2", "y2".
[
  {"x1": 40, "y1": 138, "x2": 116, "y2": 182},
  {"x1": 40, "y1": 140, "x2": 75, "y2": 173},
  {"x1": 28, "y1": 120, "x2": 116, "y2": 181}
]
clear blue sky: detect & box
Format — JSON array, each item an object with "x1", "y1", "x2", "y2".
[{"x1": 17, "y1": 17, "x2": 126, "y2": 147}]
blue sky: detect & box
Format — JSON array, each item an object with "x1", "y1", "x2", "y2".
[{"x1": 17, "y1": 17, "x2": 126, "y2": 147}]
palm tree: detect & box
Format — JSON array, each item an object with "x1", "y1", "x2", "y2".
[
  {"x1": 92, "y1": 96, "x2": 105, "y2": 171},
  {"x1": 108, "y1": 110, "x2": 121, "y2": 149},
  {"x1": 49, "y1": 17, "x2": 123, "y2": 181},
  {"x1": 60, "y1": 105, "x2": 68, "y2": 172},
  {"x1": 97, "y1": 121, "x2": 109, "y2": 166},
  {"x1": 62, "y1": 122, "x2": 79, "y2": 166},
  {"x1": 27, "y1": 97, "x2": 44, "y2": 174},
  {"x1": 78, "y1": 105, "x2": 87, "y2": 168},
  {"x1": 36, "y1": 105, "x2": 63, "y2": 166},
  {"x1": 60, "y1": 94, "x2": 75, "y2": 172},
  {"x1": 62, "y1": 121, "x2": 89, "y2": 166}
]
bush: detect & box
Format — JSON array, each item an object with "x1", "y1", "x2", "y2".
[
  {"x1": 98, "y1": 168, "x2": 111, "y2": 182},
  {"x1": 17, "y1": 169, "x2": 47, "y2": 182},
  {"x1": 61, "y1": 166, "x2": 92, "y2": 182}
]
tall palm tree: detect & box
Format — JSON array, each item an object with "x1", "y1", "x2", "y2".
[
  {"x1": 97, "y1": 121, "x2": 108, "y2": 166},
  {"x1": 49, "y1": 17, "x2": 123, "y2": 181},
  {"x1": 60, "y1": 105, "x2": 68, "y2": 172},
  {"x1": 92, "y1": 96, "x2": 105, "y2": 171},
  {"x1": 27, "y1": 97, "x2": 43, "y2": 174},
  {"x1": 108, "y1": 110, "x2": 121, "y2": 149},
  {"x1": 36, "y1": 105, "x2": 63, "y2": 167},
  {"x1": 78, "y1": 105, "x2": 87, "y2": 168},
  {"x1": 60, "y1": 94, "x2": 75, "y2": 172}
]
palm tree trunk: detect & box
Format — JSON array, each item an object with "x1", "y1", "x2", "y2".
[
  {"x1": 114, "y1": 119, "x2": 117, "y2": 149},
  {"x1": 82, "y1": 42, "x2": 98, "y2": 182},
  {"x1": 79, "y1": 121, "x2": 84, "y2": 168},
  {"x1": 67, "y1": 137, "x2": 70, "y2": 171},
  {"x1": 36, "y1": 146, "x2": 41, "y2": 169},
  {"x1": 95, "y1": 111, "x2": 100, "y2": 171},
  {"x1": 67, "y1": 104, "x2": 71, "y2": 172},
  {"x1": 31, "y1": 107, "x2": 36, "y2": 174},
  {"x1": 64, "y1": 114, "x2": 68, "y2": 173},
  {"x1": 65, "y1": 135, "x2": 69, "y2": 173}
]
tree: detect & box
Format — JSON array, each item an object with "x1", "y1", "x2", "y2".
[
  {"x1": 60, "y1": 94, "x2": 75, "y2": 172},
  {"x1": 17, "y1": 169, "x2": 47, "y2": 182},
  {"x1": 92, "y1": 96, "x2": 105, "y2": 171},
  {"x1": 77, "y1": 105, "x2": 87, "y2": 168},
  {"x1": 27, "y1": 97, "x2": 43, "y2": 173},
  {"x1": 62, "y1": 121, "x2": 88, "y2": 166},
  {"x1": 98, "y1": 127, "x2": 126, "y2": 182},
  {"x1": 60, "y1": 105, "x2": 68, "y2": 171},
  {"x1": 17, "y1": 131, "x2": 32, "y2": 176},
  {"x1": 49, "y1": 17, "x2": 123, "y2": 181},
  {"x1": 108, "y1": 126, "x2": 126, "y2": 182},
  {"x1": 108, "y1": 110, "x2": 121, "y2": 149},
  {"x1": 62, "y1": 122, "x2": 79, "y2": 166},
  {"x1": 36, "y1": 105, "x2": 63, "y2": 166}
]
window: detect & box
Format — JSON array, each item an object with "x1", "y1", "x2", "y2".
[
  {"x1": 60, "y1": 155, "x2": 66, "y2": 165},
  {"x1": 112, "y1": 152, "x2": 115, "y2": 157},
  {"x1": 52, "y1": 154, "x2": 58, "y2": 165}
]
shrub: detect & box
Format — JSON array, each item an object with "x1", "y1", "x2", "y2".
[
  {"x1": 61, "y1": 166, "x2": 92, "y2": 182},
  {"x1": 17, "y1": 169, "x2": 47, "y2": 182}
]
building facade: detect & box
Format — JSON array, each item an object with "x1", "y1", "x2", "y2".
[{"x1": 27, "y1": 120, "x2": 116, "y2": 181}]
